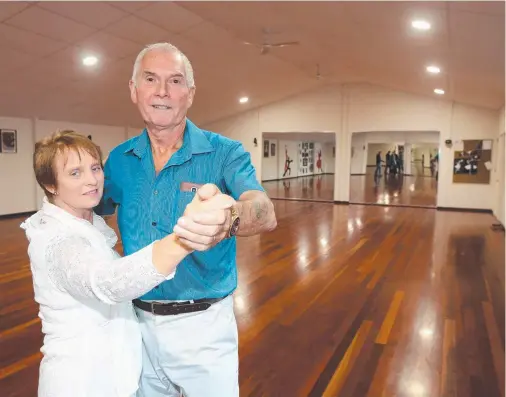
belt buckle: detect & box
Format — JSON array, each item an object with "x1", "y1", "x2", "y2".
[{"x1": 150, "y1": 301, "x2": 160, "y2": 315}]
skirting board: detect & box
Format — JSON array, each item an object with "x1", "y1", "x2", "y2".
[
  {"x1": 437, "y1": 206, "x2": 492, "y2": 214},
  {"x1": 334, "y1": 201, "x2": 350, "y2": 205},
  {"x1": 270, "y1": 197, "x2": 333, "y2": 203},
  {"x1": 350, "y1": 202, "x2": 435, "y2": 210},
  {"x1": 0, "y1": 210, "x2": 36, "y2": 220},
  {"x1": 262, "y1": 173, "x2": 334, "y2": 182}
]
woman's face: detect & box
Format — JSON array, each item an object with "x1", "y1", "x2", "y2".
[{"x1": 50, "y1": 149, "x2": 104, "y2": 216}]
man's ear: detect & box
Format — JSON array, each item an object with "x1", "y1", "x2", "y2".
[{"x1": 129, "y1": 80, "x2": 138, "y2": 104}]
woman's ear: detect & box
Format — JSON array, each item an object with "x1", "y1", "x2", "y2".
[{"x1": 45, "y1": 185, "x2": 57, "y2": 196}]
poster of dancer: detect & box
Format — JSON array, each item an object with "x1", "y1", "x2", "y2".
[
  {"x1": 316, "y1": 149, "x2": 322, "y2": 172},
  {"x1": 283, "y1": 146, "x2": 293, "y2": 177}
]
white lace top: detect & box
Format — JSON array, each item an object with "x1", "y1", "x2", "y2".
[{"x1": 20, "y1": 197, "x2": 174, "y2": 397}]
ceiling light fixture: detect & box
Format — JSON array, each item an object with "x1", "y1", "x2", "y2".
[
  {"x1": 434, "y1": 88, "x2": 445, "y2": 95},
  {"x1": 411, "y1": 20, "x2": 431, "y2": 30},
  {"x1": 426, "y1": 65, "x2": 440, "y2": 74},
  {"x1": 239, "y1": 96, "x2": 249, "y2": 104},
  {"x1": 82, "y1": 55, "x2": 98, "y2": 66}
]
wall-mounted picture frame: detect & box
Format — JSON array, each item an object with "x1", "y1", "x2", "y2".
[{"x1": 1, "y1": 129, "x2": 17, "y2": 153}]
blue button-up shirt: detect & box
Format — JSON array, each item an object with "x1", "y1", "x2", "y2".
[{"x1": 96, "y1": 119, "x2": 264, "y2": 301}]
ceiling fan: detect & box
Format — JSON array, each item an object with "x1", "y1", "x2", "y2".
[{"x1": 243, "y1": 28, "x2": 300, "y2": 55}]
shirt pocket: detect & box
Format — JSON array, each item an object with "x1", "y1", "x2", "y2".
[{"x1": 176, "y1": 190, "x2": 197, "y2": 220}]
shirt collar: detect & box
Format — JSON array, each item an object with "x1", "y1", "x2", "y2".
[{"x1": 124, "y1": 118, "x2": 215, "y2": 160}]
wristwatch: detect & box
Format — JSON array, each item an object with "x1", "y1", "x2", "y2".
[{"x1": 227, "y1": 206, "x2": 240, "y2": 238}]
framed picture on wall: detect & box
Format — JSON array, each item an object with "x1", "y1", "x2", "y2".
[
  {"x1": 270, "y1": 143, "x2": 275, "y2": 156},
  {"x1": 1, "y1": 129, "x2": 17, "y2": 153},
  {"x1": 264, "y1": 140, "x2": 269, "y2": 158}
]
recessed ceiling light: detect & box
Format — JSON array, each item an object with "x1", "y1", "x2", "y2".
[
  {"x1": 82, "y1": 55, "x2": 98, "y2": 66},
  {"x1": 239, "y1": 96, "x2": 249, "y2": 104},
  {"x1": 426, "y1": 65, "x2": 440, "y2": 74},
  {"x1": 434, "y1": 88, "x2": 445, "y2": 95},
  {"x1": 411, "y1": 20, "x2": 431, "y2": 30}
]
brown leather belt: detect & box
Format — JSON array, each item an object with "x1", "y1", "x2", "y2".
[{"x1": 133, "y1": 296, "x2": 226, "y2": 316}]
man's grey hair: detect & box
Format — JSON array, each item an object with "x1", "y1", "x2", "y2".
[{"x1": 131, "y1": 42, "x2": 195, "y2": 88}]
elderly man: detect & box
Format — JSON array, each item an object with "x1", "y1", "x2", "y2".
[{"x1": 96, "y1": 42, "x2": 277, "y2": 396}]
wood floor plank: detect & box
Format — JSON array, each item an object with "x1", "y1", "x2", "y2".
[
  {"x1": 482, "y1": 301, "x2": 505, "y2": 397},
  {"x1": 323, "y1": 320, "x2": 373, "y2": 397},
  {"x1": 375, "y1": 290, "x2": 404, "y2": 345}
]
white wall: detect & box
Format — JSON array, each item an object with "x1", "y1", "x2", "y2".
[
  {"x1": 261, "y1": 138, "x2": 278, "y2": 181},
  {"x1": 204, "y1": 83, "x2": 502, "y2": 210},
  {"x1": 323, "y1": 142, "x2": 335, "y2": 174},
  {"x1": 350, "y1": 133, "x2": 366, "y2": 174},
  {"x1": 0, "y1": 116, "x2": 130, "y2": 215},
  {"x1": 0, "y1": 117, "x2": 36, "y2": 215},
  {"x1": 442, "y1": 103, "x2": 500, "y2": 210},
  {"x1": 494, "y1": 106, "x2": 505, "y2": 224}
]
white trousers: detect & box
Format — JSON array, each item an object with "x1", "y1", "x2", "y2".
[{"x1": 134, "y1": 295, "x2": 239, "y2": 397}]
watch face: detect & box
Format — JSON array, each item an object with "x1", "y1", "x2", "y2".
[{"x1": 230, "y1": 218, "x2": 240, "y2": 236}]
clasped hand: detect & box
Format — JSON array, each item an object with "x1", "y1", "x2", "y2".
[{"x1": 173, "y1": 184, "x2": 235, "y2": 251}]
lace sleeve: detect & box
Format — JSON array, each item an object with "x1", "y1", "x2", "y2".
[{"x1": 46, "y1": 235, "x2": 174, "y2": 304}]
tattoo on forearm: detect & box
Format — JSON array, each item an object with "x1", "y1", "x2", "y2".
[
  {"x1": 236, "y1": 193, "x2": 276, "y2": 236},
  {"x1": 254, "y1": 201, "x2": 267, "y2": 219}
]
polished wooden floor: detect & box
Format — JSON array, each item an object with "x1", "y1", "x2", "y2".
[
  {"x1": 262, "y1": 162, "x2": 438, "y2": 207},
  {"x1": 262, "y1": 173, "x2": 335, "y2": 202},
  {"x1": 350, "y1": 163, "x2": 438, "y2": 207},
  {"x1": 1, "y1": 201, "x2": 504, "y2": 396}
]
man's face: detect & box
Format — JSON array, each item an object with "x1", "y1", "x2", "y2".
[{"x1": 129, "y1": 50, "x2": 195, "y2": 131}]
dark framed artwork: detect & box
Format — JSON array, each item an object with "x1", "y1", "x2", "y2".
[
  {"x1": 270, "y1": 143, "x2": 276, "y2": 156},
  {"x1": 452, "y1": 139, "x2": 492, "y2": 184},
  {"x1": 0, "y1": 129, "x2": 17, "y2": 153},
  {"x1": 264, "y1": 140, "x2": 269, "y2": 158}
]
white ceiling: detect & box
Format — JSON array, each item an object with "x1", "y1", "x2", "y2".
[{"x1": 0, "y1": 1, "x2": 503, "y2": 128}]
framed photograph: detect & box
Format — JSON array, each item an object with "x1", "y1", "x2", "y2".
[
  {"x1": 263, "y1": 140, "x2": 269, "y2": 158},
  {"x1": 270, "y1": 143, "x2": 275, "y2": 156},
  {"x1": 1, "y1": 129, "x2": 17, "y2": 153}
]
